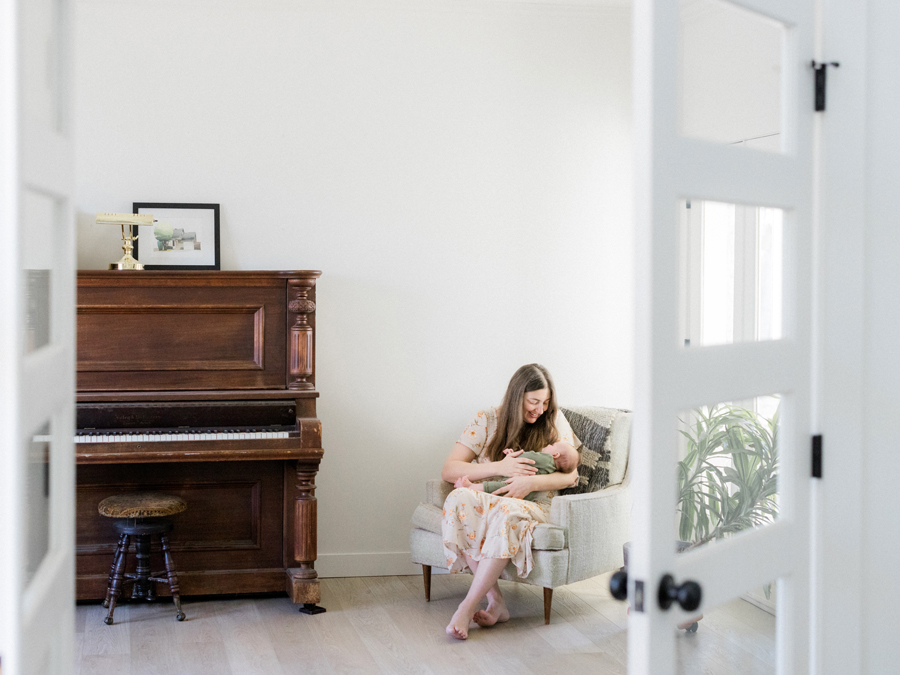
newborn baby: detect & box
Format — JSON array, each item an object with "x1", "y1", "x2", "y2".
[{"x1": 453, "y1": 442, "x2": 580, "y2": 502}]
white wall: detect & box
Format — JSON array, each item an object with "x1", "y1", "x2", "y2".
[{"x1": 73, "y1": 0, "x2": 634, "y2": 575}]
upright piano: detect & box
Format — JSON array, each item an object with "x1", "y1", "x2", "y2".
[{"x1": 75, "y1": 270, "x2": 324, "y2": 610}]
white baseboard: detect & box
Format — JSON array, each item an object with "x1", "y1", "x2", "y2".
[
  {"x1": 316, "y1": 551, "x2": 437, "y2": 578},
  {"x1": 742, "y1": 585, "x2": 777, "y2": 615}
]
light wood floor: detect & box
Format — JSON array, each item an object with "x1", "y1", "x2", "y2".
[{"x1": 74, "y1": 572, "x2": 775, "y2": 674}]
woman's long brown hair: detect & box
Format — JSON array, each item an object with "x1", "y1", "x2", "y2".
[{"x1": 485, "y1": 363, "x2": 560, "y2": 462}]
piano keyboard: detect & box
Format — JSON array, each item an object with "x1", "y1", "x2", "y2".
[{"x1": 74, "y1": 431, "x2": 291, "y2": 443}]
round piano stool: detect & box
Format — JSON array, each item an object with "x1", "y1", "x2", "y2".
[{"x1": 98, "y1": 492, "x2": 188, "y2": 625}]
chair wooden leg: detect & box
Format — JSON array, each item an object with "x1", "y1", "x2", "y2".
[
  {"x1": 543, "y1": 587, "x2": 553, "y2": 625},
  {"x1": 422, "y1": 565, "x2": 432, "y2": 602}
]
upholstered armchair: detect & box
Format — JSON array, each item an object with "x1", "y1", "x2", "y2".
[{"x1": 409, "y1": 406, "x2": 632, "y2": 624}]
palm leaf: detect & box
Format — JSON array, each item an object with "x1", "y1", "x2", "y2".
[{"x1": 677, "y1": 402, "x2": 780, "y2": 545}]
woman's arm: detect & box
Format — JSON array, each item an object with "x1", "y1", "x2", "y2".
[
  {"x1": 492, "y1": 468, "x2": 578, "y2": 499},
  {"x1": 440, "y1": 443, "x2": 538, "y2": 483}
]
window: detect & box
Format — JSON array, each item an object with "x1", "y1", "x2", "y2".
[{"x1": 680, "y1": 198, "x2": 783, "y2": 348}]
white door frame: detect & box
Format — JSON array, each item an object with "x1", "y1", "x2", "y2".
[
  {"x1": 814, "y1": 0, "x2": 866, "y2": 672},
  {"x1": 0, "y1": 0, "x2": 77, "y2": 673}
]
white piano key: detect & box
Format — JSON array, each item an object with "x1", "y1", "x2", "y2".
[{"x1": 73, "y1": 429, "x2": 292, "y2": 443}]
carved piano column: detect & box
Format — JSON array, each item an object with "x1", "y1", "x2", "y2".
[
  {"x1": 287, "y1": 459, "x2": 325, "y2": 613},
  {"x1": 287, "y1": 279, "x2": 316, "y2": 391}
]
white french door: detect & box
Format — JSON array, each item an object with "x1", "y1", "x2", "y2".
[
  {"x1": 0, "y1": 0, "x2": 77, "y2": 673},
  {"x1": 630, "y1": 0, "x2": 817, "y2": 673}
]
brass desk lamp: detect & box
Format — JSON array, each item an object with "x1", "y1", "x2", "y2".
[{"x1": 97, "y1": 212, "x2": 154, "y2": 270}]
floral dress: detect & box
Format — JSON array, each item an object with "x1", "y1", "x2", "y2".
[{"x1": 442, "y1": 407, "x2": 576, "y2": 578}]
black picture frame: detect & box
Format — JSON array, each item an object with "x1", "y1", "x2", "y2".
[{"x1": 132, "y1": 202, "x2": 220, "y2": 270}]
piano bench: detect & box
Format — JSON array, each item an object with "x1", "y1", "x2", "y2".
[{"x1": 98, "y1": 492, "x2": 188, "y2": 625}]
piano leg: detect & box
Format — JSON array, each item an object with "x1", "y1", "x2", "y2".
[{"x1": 286, "y1": 460, "x2": 325, "y2": 613}]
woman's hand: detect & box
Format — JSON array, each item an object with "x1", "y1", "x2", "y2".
[
  {"x1": 493, "y1": 474, "x2": 537, "y2": 499},
  {"x1": 495, "y1": 449, "x2": 537, "y2": 477}
]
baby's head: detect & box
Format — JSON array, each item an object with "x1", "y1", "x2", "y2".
[{"x1": 541, "y1": 442, "x2": 580, "y2": 473}]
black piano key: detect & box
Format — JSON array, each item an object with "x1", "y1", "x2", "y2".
[{"x1": 76, "y1": 401, "x2": 297, "y2": 434}]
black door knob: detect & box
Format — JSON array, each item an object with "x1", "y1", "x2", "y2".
[
  {"x1": 658, "y1": 574, "x2": 701, "y2": 612},
  {"x1": 609, "y1": 570, "x2": 628, "y2": 601}
]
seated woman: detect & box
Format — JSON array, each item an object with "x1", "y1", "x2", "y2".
[{"x1": 440, "y1": 363, "x2": 578, "y2": 639}]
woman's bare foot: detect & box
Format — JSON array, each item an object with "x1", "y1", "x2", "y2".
[
  {"x1": 678, "y1": 614, "x2": 703, "y2": 630},
  {"x1": 472, "y1": 598, "x2": 510, "y2": 627},
  {"x1": 446, "y1": 604, "x2": 476, "y2": 640}
]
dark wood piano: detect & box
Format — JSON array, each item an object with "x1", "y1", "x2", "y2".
[{"x1": 75, "y1": 270, "x2": 324, "y2": 611}]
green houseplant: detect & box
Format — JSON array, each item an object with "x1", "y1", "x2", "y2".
[{"x1": 677, "y1": 404, "x2": 779, "y2": 547}]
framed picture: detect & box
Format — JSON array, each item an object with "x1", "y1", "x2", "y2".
[{"x1": 133, "y1": 203, "x2": 220, "y2": 270}]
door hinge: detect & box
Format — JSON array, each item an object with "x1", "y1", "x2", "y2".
[
  {"x1": 812, "y1": 61, "x2": 840, "y2": 112},
  {"x1": 812, "y1": 434, "x2": 823, "y2": 478}
]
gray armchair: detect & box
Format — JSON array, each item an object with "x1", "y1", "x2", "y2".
[{"x1": 409, "y1": 406, "x2": 632, "y2": 623}]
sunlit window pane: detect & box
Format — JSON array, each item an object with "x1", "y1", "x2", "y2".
[
  {"x1": 682, "y1": 200, "x2": 784, "y2": 348},
  {"x1": 701, "y1": 201, "x2": 735, "y2": 346},
  {"x1": 757, "y1": 207, "x2": 783, "y2": 341}
]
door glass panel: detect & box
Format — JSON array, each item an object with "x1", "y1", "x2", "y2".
[
  {"x1": 679, "y1": 0, "x2": 785, "y2": 152},
  {"x1": 22, "y1": 0, "x2": 64, "y2": 132},
  {"x1": 22, "y1": 189, "x2": 58, "y2": 354},
  {"x1": 675, "y1": 575, "x2": 778, "y2": 674},
  {"x1": 677, "y1": 396, "x2": 780, "y2": 551},
  {"x1": 680, "y1": 199, "x2": 784, "y2": 347},
  {"x1": 25, "y1": 422, "x2": 52, "y2": 585},
  {"x1": 24, "y1": 270, "x2": 51, "y2": 353},
  {"x1": 756, "y1": 207, "x2": 783, "y2": 341}
]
